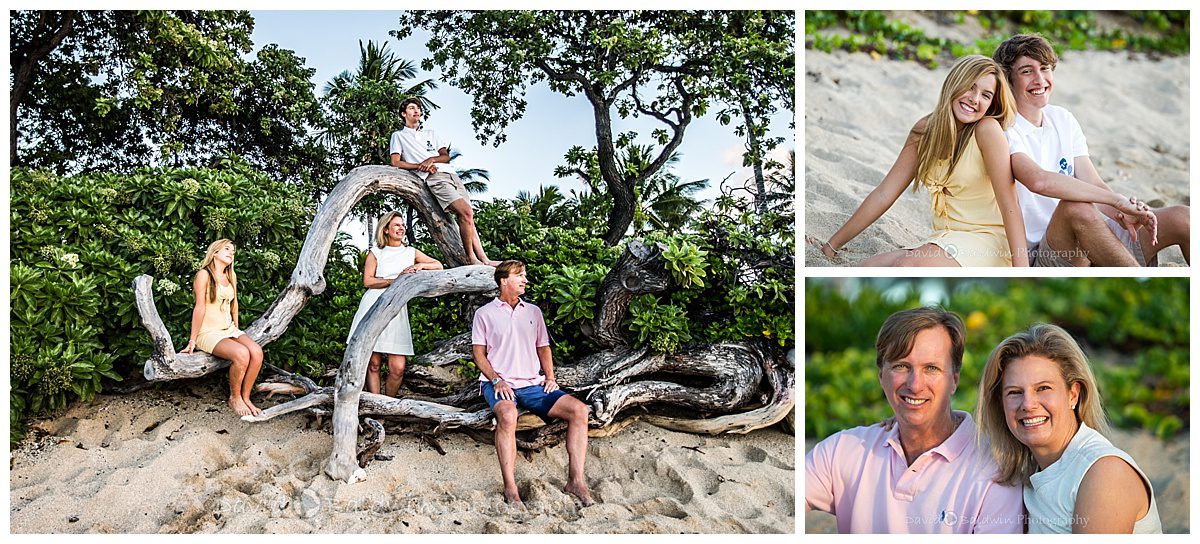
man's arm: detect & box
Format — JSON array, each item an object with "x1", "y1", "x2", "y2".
[
  {"x1": 392, "y1": 148, "x2": 450, "y2": 172},
  {"x1": 1012, "y1": 153, "x2": 1152, "y2": 224},
  {"x1": 537, "y1": 345, "x2": 558, "y2": 393},
  {"x1": 1011, "y1": 153, "x2": 1128, "y2": 210},
  {"x1": 472, "y1": 344, "x2": 514, "y2": 401}
]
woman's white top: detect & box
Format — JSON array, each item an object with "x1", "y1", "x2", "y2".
[{"x1": 1025, "y1": 422, "x2": 1162, "y2": 533}]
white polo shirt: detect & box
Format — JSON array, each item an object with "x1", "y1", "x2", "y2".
[
  {"x1": 389, "y1": 126, "x2": 446, "y2": 180},
  {"x1": 1004, "y1": 105, "x2": 1090, "y2": 246}
]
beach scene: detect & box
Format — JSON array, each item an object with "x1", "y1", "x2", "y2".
[
  {"x1": 804, "y1": 11, "x2": 1189, "y2": 266},
  {"x1": 9, "y1": 10, "x2": 795, "y2": 533}
]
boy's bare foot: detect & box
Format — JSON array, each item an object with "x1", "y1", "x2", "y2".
[
  {"x1": 483, "y1": 259, "x2": 502, "y2": 266},
  {"x1": 243, "y1": 397, "x2": 262, "y2": 416},
  {"x1": 229, "y1": 397, "x2": 252, "y2": 417},
  {"x1": 503, "y1": 488, "x2": 524, "y2": 507},
  {"x1": 565, "y1": 482, "x2": 595, "y2": 506}
]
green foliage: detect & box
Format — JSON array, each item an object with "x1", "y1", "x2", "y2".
[
  {"x1": 543, "y1": 265, "x2": 607, "y2": 324},
  {"x1": 395, "y1": 10, "x2": 794, "y2": 243},
  {"x1": 805, "y1": 10, "x2": 1189, "y2": 68},
  {"x1": 7, "y1": 164, "x2": 351, "y2": 441},
  {"x1": 805, "y1": 278, "x2": 1189, "y2": 441},
  {"x1": 11, "y1": 11, "x2": 327, "y2": 189},
  {"x1": 629, "y1": 296, "x2": 692, "y2": 354},
  {"x1": 661, "y1": 237, "x2": 708, "y2": 288}
]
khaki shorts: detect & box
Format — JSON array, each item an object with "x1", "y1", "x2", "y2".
[
  {"x1": 426, "y1": 171, "x2": 471, "y2": 212},
  {"x1": 1031, "y1": 216, "x2": 1157, "y2": 267}
]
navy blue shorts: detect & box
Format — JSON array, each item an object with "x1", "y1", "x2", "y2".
[{"x1": 481, "y1": 381, "x2": 568, "y2": 422}]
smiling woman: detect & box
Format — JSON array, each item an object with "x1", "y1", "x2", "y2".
[{"x1": 977, "y1": 324, "x2": 1163, "y2": 533}]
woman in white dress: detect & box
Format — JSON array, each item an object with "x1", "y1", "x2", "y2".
[
  {"x1": 977, "y1": 323, "x2": 1162, "y2": 533},
  {"x1": 348, "y1": 211, "x2": 443, "y2": 397}
]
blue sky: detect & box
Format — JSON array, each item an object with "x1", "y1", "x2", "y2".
[{"x1": 248, "y1": 10, "x2": 795, "y2": 204}]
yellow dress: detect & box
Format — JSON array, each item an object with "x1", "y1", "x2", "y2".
[
  {"x1": 911, "y1": 134, "x2": 1012, "y2": 266},
  {"x1": 196, "y1": 282, "x2": 244, "y2": 353}
]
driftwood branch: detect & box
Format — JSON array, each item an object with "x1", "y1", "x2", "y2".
[
  {"x1": 582, "y1": 240, "x2": 669, "y2": 348},
  {"x1": 136, "y1": 166, "x2": 473, "y2": 382},
  {"x1": 325, "y1": 266, "x2": 496, "y2": 482}
]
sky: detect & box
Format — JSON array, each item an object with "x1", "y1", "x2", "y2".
[{"x1": 247, "y1": 10, "x2": 795, "y2": 207}]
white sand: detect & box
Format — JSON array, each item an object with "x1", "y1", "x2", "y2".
[
  {"x1": 9, "y1": 382, "x2": 794, "y2": 533},
  {"x1": 804, "y1": 49, "x2": 1189, "y2": 266},
  {"x1": 804, "y1": 429, "x2": 1189, "y2": 533}
]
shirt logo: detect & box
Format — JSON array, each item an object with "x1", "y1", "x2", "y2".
[
  {"x1": 1058, "y1": 157, "x2": 1073, "y2": 176},
  {"x1": 425, "y1": 140, "x2": 435, "y2": 152}
]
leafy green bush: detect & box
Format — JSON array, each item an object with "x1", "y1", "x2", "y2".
[
  {"x1": 8, "y1": 162, "x2": 356, "y2": 442},
  {"x1": 805, "y1": 10, "x2": 1189, "y2": 68},
  {"x1": 805, "y1": 278, "x2": 1188, "y2": 441},
  {"x1": 629, "y1": 295, "x2": 692, "y2": 354}
]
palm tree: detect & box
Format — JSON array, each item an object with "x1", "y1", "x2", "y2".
[
  {"x1": 321, "y1": 40, "x2": 439, "y2": 173},
  {"x1": 761, "y1": 149, "x2": 794, "y2": 214},
  {"x1": 321, "y1": 40, "x2": 439, "y2": 245},
  {"x1": 624, "y1": 145, "x2": 709, "y2": 235},
  {"x1": 516, "y1": 185, "x2": 574, "y2": 228}
]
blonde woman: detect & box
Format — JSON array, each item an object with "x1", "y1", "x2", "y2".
[
  {"x1": 180, "y1": 239, "x2": 264, "y2": 417},
  {"x1": 977, "y1": 324, "x2": 1162, "y2": 533},
  {"x1": 347, "y1": 211, "x2": 443, "y2": 397},
  {"x1": 808, "y1": 55, "x2": 1028, "y2": 266}
]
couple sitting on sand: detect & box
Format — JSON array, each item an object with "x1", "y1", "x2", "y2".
[
  {"x1": 808, "y1": 33, "x2": 1189, "y2": 266},
  {"x1": 806, "y1": 307, "x2": 1162, "y2": 533}
]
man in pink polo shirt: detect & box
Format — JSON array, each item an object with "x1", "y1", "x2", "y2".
[
  {"x1": 805, "y1": 307, "x2": 1023, "y2": 533},
  {"x1": 472, "y1": 260, "x2": 594, "y2": 507}
]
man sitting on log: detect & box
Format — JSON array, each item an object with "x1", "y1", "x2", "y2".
[
  {"x1": 472, "y1": 260, "x2": 595, "y2": 506},
  {"x1": 390, "y1": 97, "x2": 500, "y2": 266}
]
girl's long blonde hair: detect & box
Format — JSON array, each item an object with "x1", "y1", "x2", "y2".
[
  {"x1": 976, "y1": 323, "x2": 1110, "y2": 486},
  {"x1": 375, "y1": 211, "x2": 406, "y2": 248},
  {"x1": 199, "y1": 239, "x2": 237, "y2": 303},
  {"x1": 913, "y1": 55, "x2": 1016, "y2": 189}
]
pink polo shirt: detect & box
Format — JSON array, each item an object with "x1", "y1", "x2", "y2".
[
  {"x1": 805, "y1": 411, "x2": 1023, "y2": 533},
  {"x1": 471, "y1": 297, "x2": 550, "y2": 388}
]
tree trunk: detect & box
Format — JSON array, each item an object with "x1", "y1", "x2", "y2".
[
  {"x1": 582, "y1": 239, "x2": 669, "y2": 348},
  {"x1": 741, "y1": 99, "x2": 768, "y2": 216},
  {"x1": 11, "y1": 11, "x2": 77, "y2": 164}
]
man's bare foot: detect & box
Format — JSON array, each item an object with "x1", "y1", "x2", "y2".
[
  {"x1": 243, "y1": 397, "x2": 262, "y2": 416},
  {"x1": 229, "y1": 397, "x2": 252, "y2": 417},
  {"x1": 503, "y1": 488, "x2": 524, "y2": 507},
  {"x1": 483, "y1": 259, "x2": 502, "y2": 267},
  {"x1": 565, "y1": 482, "x2": 595, "y2": 506}
]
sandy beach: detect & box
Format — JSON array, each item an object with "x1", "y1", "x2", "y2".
[
  {"x1": 804, "y1": 428, "x2": 1190, "y2": 533},
  {"x1": 9, "y1": 381, "x2": 794, "y2": 533},
  {"x1": 804, "y1": 49, "x2": 1190, "y2": 266}
]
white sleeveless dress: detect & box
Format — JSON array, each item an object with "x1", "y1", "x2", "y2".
[
  {"x1": 346, "y1": 245, "x2": 415, "y2": 355},
  {"x1": 1025, "y1": 422, "x2": 1162, "y2": 533}
]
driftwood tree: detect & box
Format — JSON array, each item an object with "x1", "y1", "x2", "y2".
[{"x1": 134, "y1": 165, "x2": 794, "y2": 484}]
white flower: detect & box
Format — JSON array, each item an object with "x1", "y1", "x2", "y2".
[
  {"x1": 61, "y1": 253, "x2": 80, "y2": 267},
  {"x1": 155, "y1": 278, "x2": 180, "y2": 296}
]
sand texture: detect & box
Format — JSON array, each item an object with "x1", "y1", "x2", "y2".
[{"x1": 10, "y1": 382, "x2": 794, "y2": 533}]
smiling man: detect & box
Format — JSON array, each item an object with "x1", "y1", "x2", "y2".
[
  {"x1": 805, "y1": 307, "x2": 1023, "y2": 533},
  {"x1": 993, "y1": 34, "x2": 1190, "y2": 266}
]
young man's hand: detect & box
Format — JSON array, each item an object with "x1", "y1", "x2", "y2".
[{"x1": 1115, "y1": 196, "x2": 1159, "y2": 245}]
